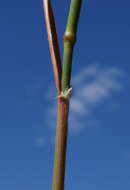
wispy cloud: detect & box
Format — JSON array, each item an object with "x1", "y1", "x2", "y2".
[
  {"x1": 35, "y1": 136, "x2": 55, "y2": 147},
  {"x1": 35, "y1": 137, "x2": 47, "y2": 146},
  {"x1": 47, "y1": 64, "x2": 125, "y2": 134},
  {"x1": 72, "y1": 65, "x2": 124, "y2": 105},
  {"x1": 70, "y1": 64, "x2": 125, "y2": 132}
]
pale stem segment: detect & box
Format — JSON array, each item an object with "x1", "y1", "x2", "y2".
[{"x1": 43, "y1": 0, "x2": 62, "y2": 95}]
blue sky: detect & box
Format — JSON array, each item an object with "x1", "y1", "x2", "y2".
[{"x1": 0, "y1": 0, "x2": 130, "y2": 189}]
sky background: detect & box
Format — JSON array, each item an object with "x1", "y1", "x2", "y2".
[{"x1": 0, "y1": 0, "x2": 130, "y2": 189}]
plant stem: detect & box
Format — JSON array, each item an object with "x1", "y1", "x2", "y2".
[
  {"x1": 52, "y1": 1, "x2": 83, "y2": 190},
  {"x1": 52, "y1": 98, "x2": 69, "y2": 190},
  {"x1": 62, "y1": 0, "x2": 83, "y2": 91}
]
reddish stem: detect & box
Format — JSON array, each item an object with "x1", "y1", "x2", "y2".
[
  {"x1": 52, "y1": 98, "x2": 70, "y2": 190},
  {"x1": 43, "y1": 0, "x2": 62, "y2": 94}
]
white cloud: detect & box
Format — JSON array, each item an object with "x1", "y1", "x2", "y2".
[
  {"x1": 73, "y1": 64, "x2": 99, "y2": 85},
  {"x1": 47, "y1": 64, "x2": 125, "y2": 134},
  {"x1": 35, "y1": 137, "x2": 48, "y2": 146},
  {"x1": 80, "y1": 83, "x2": 109, "y2": 103},
  {"x1": 73, "y1": 65, "x2": 124, "y2": 103},
  {"x1": 70, "y1": 98, "x2": 87, "y2": 114}
]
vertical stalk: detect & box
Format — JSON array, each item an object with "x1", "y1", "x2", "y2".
[
  {"x1": 62, "y1": 0, "x2": 83, "y2": 91},
  {"x1": 52, "y1": 98, "x2": 69, "y2": 190},
  {"x1": 52, "y1": 1, "x2": 83, "y2": 190}
]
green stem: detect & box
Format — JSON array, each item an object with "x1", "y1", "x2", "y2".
[{"x1": 62, "y1": 0, "x2": 83, "y2": 91}]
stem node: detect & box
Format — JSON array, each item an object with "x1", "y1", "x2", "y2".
[{"x1": 64, "y1": 33, "x2": 76, "y2": 45}]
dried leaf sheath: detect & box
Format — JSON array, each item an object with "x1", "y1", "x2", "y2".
[{"x1": 43, "y1": 0, "x2": 62, "y2": 94}]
